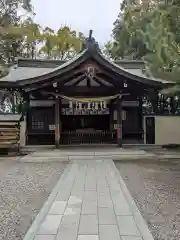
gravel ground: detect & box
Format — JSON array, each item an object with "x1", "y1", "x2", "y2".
[
  {"x1": 115, "y1": 161, "x2": 180, "y2": 240},
  {"x1": 0, "y1": 160, "x2": 67, "y2": 240}
]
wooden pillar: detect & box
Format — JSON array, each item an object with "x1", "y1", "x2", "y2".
[
  {"x1": 116, "y1": 97, "x2": 122, "y2": 147},
  {"x1": 139, "y1": 96, "x2": 143, "y2": 128},
  {"x1": 55, "y1": 96, "x2": 60, "y2": 148},
  {"x1": 23, "y1": 92, "x2": 29, "y2": 145},
  {"x1": 139, "y1": 96, "x2": 143, "y2": 141},
  {"x1": 11, "y1": 90, "x2": 16, "y2": 113},
  {"x1": 170, "y1": 97, "x2": 176, "y2": 114},
  {"x1": 109, "y1": 100, "x2": 113, "y2": 131}
]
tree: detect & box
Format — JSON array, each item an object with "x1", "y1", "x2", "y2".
[
  {"x1": 0, "y1": 0, "x2": 34, "y2": 111},
  {"x1": 105, "y1": 0, "x2": 149, "y2": 60},
  {"x1": 0, "y1": 0, "x2": 34, "y2": 63},
  {"x1": 39, "y1": 27, "x2": 56, "y2": 59},
  {"x1": 0, "y1": 1, "x2": 86, "y2": 112},
  {"x1": 21, "y1": 20, "x2": 42, "y2": 59},
  {"x1": 39, "y1": 26, "x2": 84, "y2": 60},
  {"x1": 106, "y1": 0, "x2": 180, "y2": 83}
]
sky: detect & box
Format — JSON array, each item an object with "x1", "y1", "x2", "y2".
[{"x1": 31, "y1": 0, "x2": 121, "y2": 45}]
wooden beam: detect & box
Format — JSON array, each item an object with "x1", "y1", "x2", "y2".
[
  {"x1": 94, "y1": 75, "x2": 114, "y2": 87},
  {"x1": 58, "y1": 87, "x2": 119, "y2": 96},
  {"x1": 24, "y1": 70, "x2": 82, "y2": 92},
  {"x1": 71, "y1": 74, "x2": 86, "y2": 86},
  {"x1": 96, "y1": 73, "x2": 121, "y2": 88}
]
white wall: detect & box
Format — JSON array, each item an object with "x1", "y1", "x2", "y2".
[
  {"x1": 143, "y1": 115, "x2": 180, "y2": 145},
  {"x1": 155, "y1": 116, "x2": 180, "y2": 145}
]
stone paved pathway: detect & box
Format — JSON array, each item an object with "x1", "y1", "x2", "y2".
[{"x1": 24, "y1": 159, "x2": 154, "y2": 240}]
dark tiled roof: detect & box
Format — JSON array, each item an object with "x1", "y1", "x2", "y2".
[
  {"x1": 0, "y1": 58, "x2": 170, "y2": 84},
  {"x1": 0, "y1": 33, "x2": 172, "y2": 88}
]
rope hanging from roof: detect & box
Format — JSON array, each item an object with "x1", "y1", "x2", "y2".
[
  {"x1": 59, "y1": 94, "x2": 121, "y2": 103},
  {"x1": 42, "y1": 92, "x2": 123, "y2": 102}
]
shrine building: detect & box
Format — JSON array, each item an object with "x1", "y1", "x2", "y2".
[{"x1": 0, "y1": 31, "x2": 176, "y2": 147}]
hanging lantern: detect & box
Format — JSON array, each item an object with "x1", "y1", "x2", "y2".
[
  {"x1": 92, "y1": 102, "x2": 95, "y2": 109},
  {"x1": 87, "y1": 102, "x2": 91, "y2": 110},
  {"x1": 103, "y1": 101, "x2": 107, "y2": 109},
  {"x1": 69, "y1": 101, "x2": 73, "y2": 109},
  {"x1": 76, "y1": 102, "x2": 79, "y2": 109},
  {"x1": 79, "y1": 102, "x2": 82, "y2": 110},
  {"x1": 95, "y1": 102, "x2": 99, "y2": 110}
]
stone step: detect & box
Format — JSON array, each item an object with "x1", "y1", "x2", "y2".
[
  {"x1": 20, "y1": 144, "x2": 163, "y2": 154},
  {"x1": 29, "y1": 150, "x2": 147, "y2": 157},
  {"x1": 20, "y1": 152, "x2": 156, "y2": 163}
]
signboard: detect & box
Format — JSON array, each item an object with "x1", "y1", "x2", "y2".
[
  {"x1": 62, "y1": 100, "x2": 109, "y2": 115},
  {"x1": 61, "y1": 108, "x2": 109, "y2": 115},
  {"x1": 49, "y1": 124, "x2": 55, "y2": 131}
]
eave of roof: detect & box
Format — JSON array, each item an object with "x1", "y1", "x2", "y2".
[
  {"x1": 0, "y1": 36, "x2": 174, "y2": 89},
  {"x1": 93, "y1": 52, "x2": 171, "y2": 87},
  {"x1": 0, "y1": 49, "x2": 89, "y2": 87}
]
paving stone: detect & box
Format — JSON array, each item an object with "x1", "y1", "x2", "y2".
[
  {"x1": 24, "y1": 157, "x2": 153, "y2": 240},
  {"x1": 48, "y1": 201, "x2": 67, "y2": 214},
  {"x1": 38, "y1": 215, "x2": 62, "y2": 235},
  {"x1": 55, "y1": 189, "x2": 72, "y2": 201},
  {"x1": 99, "y1": 225, "x2": 121, "y2": 240},
  {"x1": 79, "y1": 215, "x2": 98, "y2": 235},
  {"x1": 98, "y1": 195, "x2": 113, "y2": 208},
  {"x1": 117, "y1": 216, "x2": 140, "y2": 236},
  {"x1": 71, "y1": 188, "x2": 84, "y2": 197},
  {"x1": 83, "y1": 191, "x2": 97, "y2": 201},
  {"x1": 121, "y1": 237, "x2": 143, "y2": 240},
  {"x1": 111, "y1": 193, "x2": 132, "y2": 215},
  {"x1": 68, "y1": 196, "x2": 83, "y2": 206},
  {"x1": 82, "y1": 202, "x2": 97, "y2": 214},
  {"x1": 97, "y1": 186, "x2": 110, "y2": 195},
  {"x1": 85, "y1": 185, "x2": 96, "y2": 191},
  {"x1": 64, "y1": 205, "x2": 81, "y2": 215},
  {"x1": 55, "y1": 170, "x2": 75, "y2": 201},
  {"x1": 34, "y1": 235, "x2": 56, "y2": 240},
  {"x1": 61, "y1": 207, "x2": 81, "y2": 224},
  {"x1": 98, "y1": 207, "x2": 116, "y2": 224},
  {"x1": 56, "y1": 223, "x2": 79, "y2": 240},
  {"x1": 78, "y1": 235, "x2": 99, "y2": 240}
]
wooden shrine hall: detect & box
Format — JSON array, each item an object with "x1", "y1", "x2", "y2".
[{"x1": 0, "y1": 30, "x2": 173, "y2": 147}]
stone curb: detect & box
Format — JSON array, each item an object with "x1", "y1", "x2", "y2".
[
  {"x1": 113, "y1": 155, "x2": 180, "y2": 163},
  {"x1": 23, "y1": 163, "x2": 72, "y2": 240},
  {"x1": 20, "y1": 157, "x2": 70, "y2": 163},
  {"x1": 111, "y1": 161, "x2": 154, "y2": 240}
]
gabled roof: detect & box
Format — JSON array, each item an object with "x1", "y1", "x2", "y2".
[{"x1": 0, "y1": 32, "x2": 173, "y2": 89}]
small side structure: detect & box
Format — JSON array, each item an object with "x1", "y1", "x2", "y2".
[
  {"x1": 0, "y1": 114, "x2": 23, "y2": 154},
  {"x1": 0, "y1": 31, "x2": 177, "y2": 147}
]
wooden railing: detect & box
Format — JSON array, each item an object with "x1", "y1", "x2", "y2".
[{"x1": 60, "y1": 130, "x2": 116, "y2": 145}]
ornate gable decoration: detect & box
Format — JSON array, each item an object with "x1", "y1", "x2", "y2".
[{"x1": 84, "y1": 64, "x2": 97, "y2": 79}]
